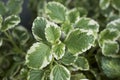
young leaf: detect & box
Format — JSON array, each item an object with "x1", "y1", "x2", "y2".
[
  {"x1": 73, "y1": 57, "x2": 89, "y2": 71},
  {"x1": 98, "y1": 29, "x2": 120, "y2": 46},
  {"x1": 101, "y1": 56, "x2": 120, "y2": 78},
  {"x1": 50, "y1": 64, "x2": 70, "y2": 80},
  {"x1": 45, "y1": 23, "x2": 61, "y2": 44},
  {"x1": 46, "y1": 1, "x2": 66, "y2": 23},
  {"x1": 65, "y1": 29, "x2": 95, "y2": 55},
  {"x1": 52, "y1": 42, "x2": 65, "y2": 60},
  {"x1": 106, "y1": 19, "x2": 120, "y2": 31},
  {"x1": 12, "y1": 26, "x2": 29, "y2": 45},
  {"x1": 67, "y1": 8, "x2": 79, "y2": 23},
  {"x1": 26, "y1": 42, "x2": 52, "y2": 69},
  {"x1": 0, "y1": 1, "x2": 6, "y2": 16},
  {"x1": 32, "y1": 17, "x2": 47, "y2": 41},
  {"x1": 61, "y1": 21, "x2": 73, "y2": 34},
  {"x1": 99, "y1": 0, "x2": 110, "y2": 10},
  {"x1": 75, "y1": 17, "x2": 99, "y2": 33},
  {"x1": 111, "y1": 0, "x2": 120, "y2": 11},
  {"x1": 2, "y1": 15, "x2": 20, "y2": 31},
  {"x1": 28, "y1": 69, "x2": 44, "y2": 80},
  {"x1": 60, "y1": 52, "x2": 77, "y2": 65},
  {"x1": 7, "y1": 0, "x2": 23, "y2": 14},
  {"x1": 102, "y1": 41, "x2": 119, "y2": 57}
]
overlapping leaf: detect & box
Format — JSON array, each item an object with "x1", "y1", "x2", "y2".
[
  {"x1": 12, "y1": 26, "x2": 29, "y2": 45},
  {"x1": 32, "y1": 17, "x2": 47, "y2": 41},
  {"x1": 45, "y1": 23, "x2": 61, "y2": 44},
  {"x1": 50, "y1": 64, "x2": 70, "y2": 80},
  {"x1": 65, "y1": 29, "x2": 95, "y2": 55},
  {"x1": 46, "y1": 2, "x2": 66, "y2": 23},
  {"x1": 98, "y1": 19, "x2": 120, "y2": 57},
  {"x1": 102, "y1": 41, "x2": 119, "y2": 57},
  {"x1": 73, "y1": 57, "x2": 89, "y2": 70},
  {"x1": 111, "y1": 0, "x2": 120, "y2": 11},
  {"x1": 26, "y1": 42, "x2": 52, "y2": 69},
  {"x1": 101, "y1": 56, "x2": 120, "y2": 78},
  {"x1": 75, "y1": 17, "x2": 99, "y2": 33},
  {"x1": 99, "y1": 0, "x2": 110, "y2": 10},
  {"x1": 67, "y1": 8, "x2": 79, "y2": 23},
  {"x1": 52, "y1": 42, "x2": 65, "y2": 60},
  {"x1": 106, "y1": 19, "x2": 120, "y2": 31},
  {"x1": 1, "y1": 15, "x2": 20, "y2": 31},
  {"x1": 28, "y1": 69, "x2": 44, "y2": 80},
  {"x1": 60, "y1": 52, "x2": 77, "y2": 65},
  {"x1": 7, "y1": 0, "x2": 23, "y2": 14}
]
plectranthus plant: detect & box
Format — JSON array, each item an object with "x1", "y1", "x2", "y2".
[{"x1": 25, "y1": 1, "x2": 100, "y2": 80}]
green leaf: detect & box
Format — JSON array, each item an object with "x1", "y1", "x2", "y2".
[
  {"x1": 75, "y1": 17, "x2": 99, "y2": 33},
  {"x1": 78, "y1": 7, "x2": 88, "y2": 17},
  {"x1": 102, "y1": 41, "x2": 119, "y2": 57},
  {"x1": 65, "y1": 29, "x2": 95, "y2": 55},
  {"x1": 50, "y1": 64, "x2": 70, "y2": 80},
  {"x1": 73, "y1": 57, "x2": 89, "y2": 70},
  {"x1": 98, "y1": 29, "x2": 120, "y2": 46},
  {"x1": 99, "y1": 0, "x2": 110, "y2": 10},
  {"x1": 0, "y1": 38, "x2": 3, "y2": 47},
  {"x1": 101, "y1": 56, "x2": 120, "y2": 78},
  {"x1": 52, "y1": 42, "x2": 65, "y2": 60},
  {"x1": 45, "y1": 23, "x2": 61, "y2": 43},
  {"x1": 26, "y1": 42, "x2": 52, "y2": 69},
  {"x1": 71, "y1": 73, "x2": 87, "y2": 80},
  {"x1": 32, "y1": 17, "x2": 47, "y2": 41},
  {"x1": 28, "y1": 69, "x2": 44, "y2": 80},
  {"x1": 60, "y1": 52, "x2": 77, "y2": 65},
  {"x1": 0, "y1": 15, "x2": 2, "y2": 29},
  {"x1": 0, "y1": 1, "x2": 6, "y2": 16},
  {"x1": 2, "y1": 15, "x2": 20, "y2": 31},
  {"x1": 12, "y1": 26, "x2": 29, "y2": 45},
  {"x1": 46, "y1": 1, "x2": 66, "y2": 23},
  {"x1": 112, "y1": 0, "x2": 120, "y2": 10},
  {"x1": 107, "y1": 19, "x2": 120, "y2": 31},
  {"x1": 7, "y1": 0, "x2": 23, "y2": 14},
  {"x1": 67, "y1": 8, "x2": 79, "y2": 23},
  {"x1": 61, "y1": 21, "x2": 73, "y2": 34}
]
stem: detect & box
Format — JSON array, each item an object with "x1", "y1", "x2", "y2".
[{"x1": 4, "y1": 31, "x2": 25, "y2": 54}]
